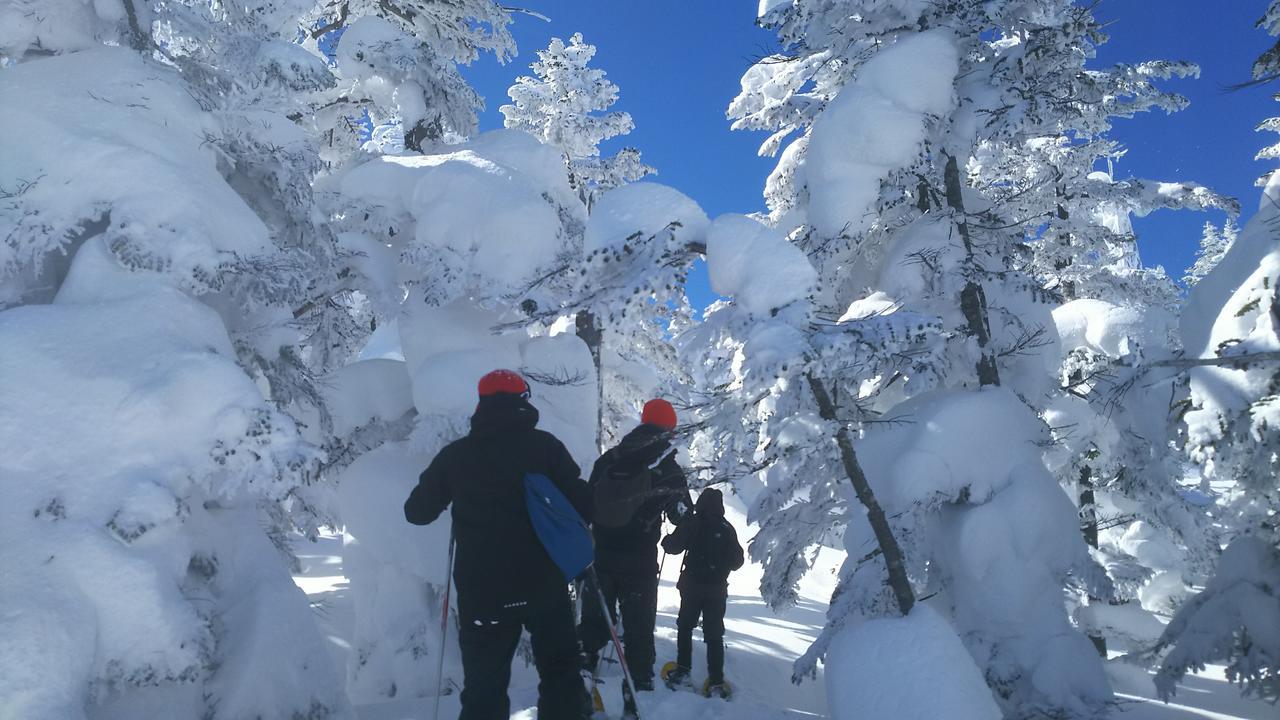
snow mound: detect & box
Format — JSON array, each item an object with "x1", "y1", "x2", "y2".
[
  {"x1": 584, "y1": 181, "x2": 710, "y2": 253},
  {"x1": 1156, "y1": 535, "x2": 1280, "y2": 701},
  {"x1": 806, "y1": 31, "x2": 959, "y2": 239},
  {"x1": 0, "y1": 278, "x2": 339, "y2": 718},
  {"x1": 338, "y1": 441, "x2": 458, "y2": 702},
  {"x1": 864, "y1": 387, "x2": 1048, "y2": 507},
  {"x1": 826, "y1": 604, "x2": 1000, "y2": 720},
  {"x1": 336, "y1": 129, "x2": 578, "y2": 301},
  {"x1": 1054, "y1": 298, "x2": 1171, "y2": 359},
  {"x1": 322, "y1": 358, "x2": 415, "y2": 438},
  {"x1": 706, "y1": 213, "x2": 816, "y2": 315},
  {"x1": 1181, "y1": 171, "x2": 1280, "y2": 357},
  {"x1": 397, "y1": 298, "x2": 522, "y2": 417},
  {"x1": 0, "y1": 48, "x2": 270, "y2": 305},
  {"x1": 0, "y1": 0, "x2": 122, "y2": 57}
]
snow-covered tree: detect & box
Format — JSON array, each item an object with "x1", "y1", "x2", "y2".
[
  {"x1": 501, "y1": 32, "x2": 653, "y2": 208},
  {"x1": 1150, "y1": 8, "x2": 1280, "y2": 703},
  {"x1": 698, "y1": 1, "x2": 1248, "y2": 715},
  {"x1": 318, "y1": 127, "x2": 612, "y2": 699},
  {"x1": 1185, "y1": 219, "x2": 1239, "y2": 289},
  {"x1": 0, "y1": 34, "x2": 350, "y2": 720},
  {"x1": 301, "y1": 0, "x2": 514, "y2": 155},
  {"x1": 1157, "y1": 161, "x2": 1280, "y2": 705}
]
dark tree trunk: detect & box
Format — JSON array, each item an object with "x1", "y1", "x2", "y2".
[
  {"x1": 1078, "y1": 465, "x2": 1108, "y2": 657},
  {"x1": 576, "y1": 310, "x2": 605, "y2": 453},
  {"x1": 943, "y1": 153, "x2": 1000, "y2": 387},
  {"x1": 808, "y1": 374, "x2": 915, "y2": 616},
  {"x1": 123, "y1": 0, "x2": 151, "y2": 53}
]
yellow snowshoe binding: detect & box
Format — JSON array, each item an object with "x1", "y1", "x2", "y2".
[
  {"x1": 702, "y1": 678, "x2": 732, "y2": 699},
  {"x1": 660, "y1": 661, "x2": 692, "y2": 690}
]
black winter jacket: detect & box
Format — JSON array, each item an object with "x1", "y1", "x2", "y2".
[
  {"x1": 404, "y1": 395, "x2": 591, "y2": 618},
  {"x1": 661, "y1": 488, "x2": 744, "y2": 590},
  {"x1": 589, "y1": 424, "x2": 692, "y2": 577}
]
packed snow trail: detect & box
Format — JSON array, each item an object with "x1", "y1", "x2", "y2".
[
  {"x1": 295, "y1": 497, "x2": 836, "y2": 719},
  {"x1": 293, "y1": 501, "x2": 1272, "y2": 720}
]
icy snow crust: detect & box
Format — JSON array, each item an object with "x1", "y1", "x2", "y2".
[{"x1": 0, "y1": 48, "x2": 271, "y2": 305}]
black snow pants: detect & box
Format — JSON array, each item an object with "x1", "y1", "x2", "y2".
[
  {"x1": 457, "y1": 589, "x2": 591, "y2": 720},
  {"x1": 675, "y1": 583, "x2": 728, "y2": 685},
  {"x1": 578, "y1": 569, "x2": 659, "y2": 686}
]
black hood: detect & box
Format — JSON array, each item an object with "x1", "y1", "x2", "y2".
[
  {"x1": 696, "y1": 487, "x2": 724, "y2": 518},
  {"x1": 615, "y1": 423, "x2": 672, "y2": 465},
  {"x1": 469, "y1": 394, "x2": 539, "y2": 438}
]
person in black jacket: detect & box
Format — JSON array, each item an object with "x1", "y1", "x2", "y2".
[
  {"x1": 579, "y1": 399, "x2": 692, "y2": 693},
  {"x1": 660, "y1": 487, "x2": 744, "y2": 697},
  {"x1": 404, "y1": 369, "x2": 592, "y2": 720}
]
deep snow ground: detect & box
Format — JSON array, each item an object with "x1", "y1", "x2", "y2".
[{"x1": 292, "y1": 507, "x2": 1271, "y2": 720}]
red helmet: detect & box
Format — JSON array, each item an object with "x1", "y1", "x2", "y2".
[
  {"x1": 477, "y1": 369, "x2": 530, "y2": 398},
  {"x1": 641, "y1": 398, "x2": 677, "y2": 430}
]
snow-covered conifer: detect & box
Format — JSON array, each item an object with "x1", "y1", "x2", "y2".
[
  {"x1": 320, "y1": 128, "x2": 607, "y2": 699},
  {"x1": 501, "y1": 32, "x2": 653, "y2": 207},
  {"x1": 0, "y1": 40, "x2": 350, "y2": 719},
  {"x1": 703, "y1": 1, "x2": 1244, "y2": 715},
  {"x1": 1186, "y1": 220, "x2": 1239, "y2": 289},
  {"x1": 1157, "y1": 179, "x2": 1280, "y2": 704},
  {"x1": 303, "y1": 0, "x2": 514, "y2": 155}
]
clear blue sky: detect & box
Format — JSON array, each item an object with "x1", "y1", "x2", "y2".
[{"x1": 460, "y1": 1, "x2": 1278, "y2": 308}]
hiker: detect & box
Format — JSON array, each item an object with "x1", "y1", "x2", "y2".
[
  {"x1": 659, "y1": 487, "x2": 744, "y2": 699},
  {"x1": 580, "y1": 399, "x2": 693, "y2": 696},
  {"x1": 404, "y1": 369, "x2": 593, "y2": 720}
]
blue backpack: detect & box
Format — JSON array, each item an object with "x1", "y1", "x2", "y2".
[{"x1": 524, "y1": 473, "x2": 594, "y2": 582}]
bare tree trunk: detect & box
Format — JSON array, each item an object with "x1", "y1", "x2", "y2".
[
  {"x1": 576, "y1": 310, "x2": 605, "y2": 453},
  {"x1": 1078, "y1": 464, "x2": 1108, "y2": 657},
  {"x1": 122, "y1": 0, "x2": 151, "y2": 53},
  {"x1": 943, "y1": 153, "x2": 1000, "y2": 387},
  {"x1": 808, "y1": 374, "x2": 915, "y2": 616}
]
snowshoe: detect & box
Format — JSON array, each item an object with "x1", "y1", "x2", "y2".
[
  {"x1": 582, "y1": 667, "x2": 606, "y2": 717},
  {"x1": 621, "y1": 680, "x2": 640, "y2": 720},
  {"x1": 702, "y1": 678, "x2": 732, "y2": 700},
  {"x1": 660, "y1": 661, "x2": 694, "y2": 691}
]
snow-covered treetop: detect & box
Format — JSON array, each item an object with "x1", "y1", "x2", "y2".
[
  {"x1": 1252, "y1": 2, "x2": 1280, "y2": 166},
  {"x1": 503, "y1": 33, "x2": 632, "y2": 162},
  {"x1": 501, "y1": 32, "x2": 653, "y2": 202}
]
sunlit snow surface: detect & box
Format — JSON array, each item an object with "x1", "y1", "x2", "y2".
[{"x1": 293, "y1": 499, "x2": 1273, "y2": 719}]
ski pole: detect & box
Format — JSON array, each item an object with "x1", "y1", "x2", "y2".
[
  {"x1": 432, "y1": 535, "x2": 457, "y2": 720},
  {"x1": 589, "y1": 566, "x2": 642, "y2": 720}
]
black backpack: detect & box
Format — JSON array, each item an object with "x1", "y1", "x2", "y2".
[
  {"x1": 681, "y1": 517, "x2": 737, "y2": 582},
  {"x1": 592, "y1": 447, "x2": 675, "y2": 528}
]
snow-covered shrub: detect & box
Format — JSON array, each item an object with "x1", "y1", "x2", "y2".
[
  {"x1": 1154, "y1": 536, "x2": 1280, "y2": 703},
  {"x1": 0, "y1": 239, "x2": 347, "y2": 719}
]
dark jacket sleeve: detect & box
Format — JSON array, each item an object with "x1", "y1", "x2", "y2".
[
  {"x1": 549, "y1": 436, "x2": 592, "y2": 522},
  {"x1": 661, "y1": 511, "x2": 698, "y2": 554},
  {"x1": 658, "y1": 453, "x2": 693, "y2": 526},
  {"x1": 722, "y1": 522, "x2": 745, "y2": 571},
  {"x1": 405, "y1": 451, "x2": 452, "y2": 525}
]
